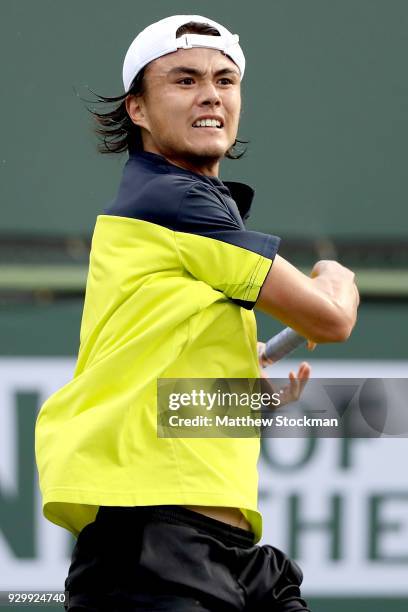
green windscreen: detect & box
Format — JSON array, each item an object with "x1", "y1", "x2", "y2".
[{"x1": 1, "y1": 0, "x2": 407, "y2": 238}]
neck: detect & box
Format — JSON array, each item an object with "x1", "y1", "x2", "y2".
[
  {"x1": 163, "y1": 155, "x2": 220, "y2": 177},
  {"x1": 142, "y1": 144, "x2": 220, "y2": 177}
]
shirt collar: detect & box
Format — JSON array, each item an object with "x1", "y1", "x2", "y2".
[{"x1": 129, "y1": 151, "x2": 255, "y2": 221}]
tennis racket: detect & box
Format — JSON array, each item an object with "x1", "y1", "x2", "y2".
[{"x1": 262, "y1": 327, "x2": 307, "y2": 363}]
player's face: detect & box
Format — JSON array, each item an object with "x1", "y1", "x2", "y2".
[{"x1": 126, "y1": 47, "x2": 241, "y2": 176}]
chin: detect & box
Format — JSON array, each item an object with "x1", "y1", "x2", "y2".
[{"x1": 188, "y1": 144, "x2": 228, "y2": 160}]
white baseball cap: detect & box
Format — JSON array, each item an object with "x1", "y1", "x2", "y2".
[{"x1": 122, "y1": 15, "x2": 245, "y2": 92}]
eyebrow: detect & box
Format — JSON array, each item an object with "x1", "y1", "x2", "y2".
[{"x1": 167, "y1": 66, "x2": 240, "y2": 78}]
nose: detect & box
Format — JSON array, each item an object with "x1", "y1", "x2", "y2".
[{"x1": 197, "y1": 81, "x2": 221, "y2": 107}]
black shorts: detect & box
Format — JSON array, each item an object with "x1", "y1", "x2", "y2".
[{"x1": 64, "y1": 505, "x2": 310, "y2": 611}]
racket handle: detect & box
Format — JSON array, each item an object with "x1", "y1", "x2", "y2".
[{"x1": 263, "y1": 327, "x2": 307, "y2": 362}]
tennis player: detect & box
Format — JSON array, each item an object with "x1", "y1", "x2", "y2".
[{"x1": 35, "y1": 14, "x2": 359, "y2": 611}]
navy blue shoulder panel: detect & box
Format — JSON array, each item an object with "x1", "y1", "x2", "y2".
[
  {"x1": 106, "y1": 173, "x2": 187, "y2": 230},
  {"x1": 106, "y1": 156, "x2": 279, "y2": 258},
  {"x1": 176, "y1": 182, "x2": 280, "y2": 263},
  {"x1": 105, "y1": 154, "x2": 280, "y2": 309}
]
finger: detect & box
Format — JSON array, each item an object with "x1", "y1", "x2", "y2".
[
  {"x1": 298, "y1": 361, "x2": 310, "y2": 372},
  {"x1": 257, "y1": 343, "x2": 267, "y2": 368},
  {"x1": 288, "y1": 371, "x2": 301, "y2": 399},
  {"x1": 262, "y1": 352, "x2": 276, "y2": 366},
  {"x1": 298, "y1": 362, "x2": 311, "y2": 393},
  {"x1": 260, "y1": 354, "x2": 274, "y2": 368},
  {"x1": 257, "y1": 341, "x2": 265, "y2": 356},
  {"x1": 296, "y1": 362, "x2": 307, "y2": 379}
]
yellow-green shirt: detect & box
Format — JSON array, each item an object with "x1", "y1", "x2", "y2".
[{"x1": 35, "y1": 152, "x2": 280, "y2": 542}]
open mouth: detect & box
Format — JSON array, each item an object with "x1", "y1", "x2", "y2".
[{"x1": 192, "y1": 119, "x2": 223, "y2": 129}]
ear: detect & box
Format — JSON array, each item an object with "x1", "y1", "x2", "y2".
[{"x1": 125, "y1": 95, "x2": 149, "y2": 130}]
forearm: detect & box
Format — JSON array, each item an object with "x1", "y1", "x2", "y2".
[{"x1": 256, "y1": 255, "x2": 360, "y2": 343}]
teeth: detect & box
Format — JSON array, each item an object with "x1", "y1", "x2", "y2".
[{"x1": 193, "y1": 119, "x2": 222, "y2": 128}]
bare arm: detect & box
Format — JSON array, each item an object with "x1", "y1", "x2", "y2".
[{"x1": 256, "y1": 255, "x2": 360, "y2": 343}]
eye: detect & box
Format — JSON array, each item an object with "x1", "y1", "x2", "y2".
[
  {"x1": 177, "y1": 77, "x2": 195, "y2": 85},
  {"x1": 218, "y1": 78, "x2": 234, "y2": 86}
]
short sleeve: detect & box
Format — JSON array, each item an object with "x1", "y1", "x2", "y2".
[{"x1": 174, "y1": 183, "x2": 280, "y2": 309}]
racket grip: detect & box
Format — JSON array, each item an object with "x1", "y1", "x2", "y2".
[{"x1": 263, "y1": 327, "x2": 306, "y2": 362}]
